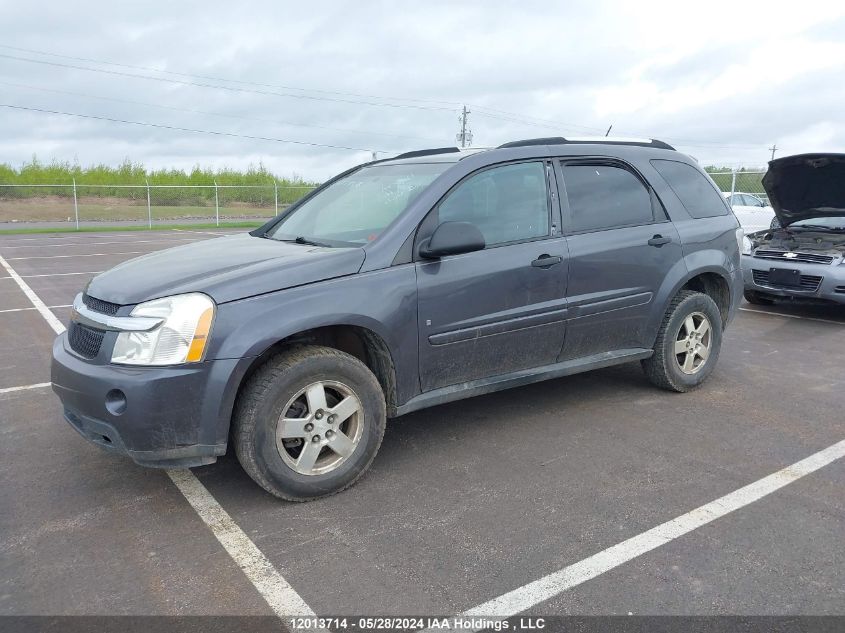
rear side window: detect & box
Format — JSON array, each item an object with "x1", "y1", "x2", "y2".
[
  {"x1": 562, "y1": 164, "x2": 653, "y2": 233},
  {"x1": 651, "y1": 159, "x2": 728, "y2": 218}
]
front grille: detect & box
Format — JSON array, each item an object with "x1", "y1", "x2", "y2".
[
  {"x1": 82, "y1": 293, "x2": 120, "y2": 316},
  {"x1": 835, "y1": 286, "x2": 845, "y2": 295},
  {"x1": 753, "y1": 249, "x2": 835, "y2": 265},
  {"x1": 68, "y1": 322, "x2": 105, "y2": 359},
  {"x1": 752, "y1": 270, "x2": 823, "y2": 292}
]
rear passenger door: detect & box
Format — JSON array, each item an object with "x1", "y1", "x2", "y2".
[{"x1": 556, "y1": 160, "x2": 683, "y2": 361}]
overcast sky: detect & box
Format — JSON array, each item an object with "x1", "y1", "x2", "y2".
[{"x1": 1, "y1": 0, "x2": 844, "y2": 180}]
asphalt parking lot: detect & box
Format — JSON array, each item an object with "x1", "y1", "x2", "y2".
[{"x1": 1, "y1": 229, "x2": 843, "y2": 619}]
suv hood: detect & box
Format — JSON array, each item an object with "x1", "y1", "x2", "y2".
[
  {"x1": 85, "y1": 234, "x2": 365, "y2": 305},
  {"x1": 762, "y1": 153, "x2": 845, "y2": 226}
]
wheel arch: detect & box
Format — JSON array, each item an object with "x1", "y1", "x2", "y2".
[
  {"x1": 647, "y1": 257, "x2": 736, "y2": 348},
  {"x1": 226, "y1": 322, "x2": 400, "y2": 428},
  {"x1": 678, "y1": 270, "x2": 732, "y2": 328}
]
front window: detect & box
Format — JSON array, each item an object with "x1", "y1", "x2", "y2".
[
  {"x1": 265, "y1": 162, "x2": 449, "y2": 246},
  {"x1": 437, "y1": 161, "x2": 550, "y2": 246}
]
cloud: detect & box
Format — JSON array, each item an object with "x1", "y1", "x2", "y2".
[{"x1": 0, "y1": 0, "x2": 843, "y2": 179}]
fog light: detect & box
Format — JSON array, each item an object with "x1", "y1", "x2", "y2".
[{"x1": 105, "y1": 389, "x2": 127, "y2": 416}]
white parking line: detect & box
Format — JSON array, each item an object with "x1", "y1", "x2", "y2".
[
  {"x1": 168, "y1": 470, "x2": 319, "y2": 618},
  {"x1": 0, "y1": 255, "x2": 67, "y2": 333},
  {"x1": 6, "y1": 251, "x2": 147, "y2": 261},
  {"x1": 0, "y1": 238, "x2": 202, "y2": 249},
  {"x1": 20, "y1": 271, "x2": 104, "y2": 278},
  {"x1": 0, "y1": 232, "x2": 195, "y2": 242},
  {"x1": 739, "y1": 307, "x2": 843, "y2": 326},
  {"x1": 0, "y1": 235, "x2": 138, "y2": 243},
  {"x1": 0, "y1": 382, "x2": 52, "y2": 395},
  {"x1": 459, "y1": 439, "x2": 845, "y2": 621},
  {"x1": 0, "y1": 250, "x2": 318, "y2": 621},
  {"x1": 0, "y1": 304, "x2": 71, "y2": 314},
  {"x1": 172, "y1": 228, "x2": 237, "y2": 236}
]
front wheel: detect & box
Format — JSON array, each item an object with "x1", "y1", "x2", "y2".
[
  {"x1": 642, "y1": 290, "x2": 723, "y2": 392},
  {"x1": 233, "y1": 345, "x2": 386, "y2": 501}
]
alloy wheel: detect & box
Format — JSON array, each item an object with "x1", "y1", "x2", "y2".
[
  {"x1": 275, "y1": 380, "x2": 364, "y2": 475},
  {"x1": 674, "y1": 311, "x2": 712, "y2": 375}
]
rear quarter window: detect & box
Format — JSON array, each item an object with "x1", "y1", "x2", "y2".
[{"x1": 651, "y1": 159, "x2": 729, "y2": 219}]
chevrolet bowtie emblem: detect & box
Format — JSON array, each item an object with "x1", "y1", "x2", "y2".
[{"x1": 784, "y1": 252, "x2": 798, "y2": 259}]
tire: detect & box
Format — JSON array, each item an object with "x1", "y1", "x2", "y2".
[
  {"x1": 233, "y1": 345, "x2": 386, "y2": 501},
  {"x1": 642, "y1": 290, "x2": 723, "y2": 393},
  {"x1": 744, "y1": 289, "x2": 775, "y2": 305}
]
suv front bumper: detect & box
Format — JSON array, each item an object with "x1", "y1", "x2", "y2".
[{"x1": 51, "y1": 334, "x2": 244, "y2": 468}]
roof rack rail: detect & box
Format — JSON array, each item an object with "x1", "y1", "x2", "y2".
[
  {"x1": 392, "y1": 147, "x2": 461, "y2": 160},
  {"x1": 498, "y1": 137, "x2": 675, "y2": 151}
]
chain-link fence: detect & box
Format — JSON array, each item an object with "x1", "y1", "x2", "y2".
[
  {"x1": 0, "y1": 182, "x2": 317, "y2": 228},
  {"x1": 704, "y1": 169, "x2": 768, "y2": 204},
  {"x1": 1, "y1": 168, "x2": 768, "y2": 229}
]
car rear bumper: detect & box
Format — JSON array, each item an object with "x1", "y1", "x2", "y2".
[
  {"x1": 51, "y1": 334, "x2": 244, "y2": 468},
  {"x1": 742, "y1": 256, "x2": 845, "y2": 304}
]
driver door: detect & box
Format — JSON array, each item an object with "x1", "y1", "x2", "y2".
[{"x1": 415, "y1": 161, "x2": 569, "y2": 392}]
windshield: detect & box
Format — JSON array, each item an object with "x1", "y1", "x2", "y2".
[
  {"x1": 791, "y1": 216, "x2": 845, "y2": 230},
  {"x1": 265, "y1": 162, "x2": 450, "y2": 246}
]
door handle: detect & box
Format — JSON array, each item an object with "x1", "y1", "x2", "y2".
[
  {"x1": 648, "y1": 235, "x2": 671, "y2": 247},
  {"x1": 531, "y1": 254, "x2": 563, "y2": 268}
]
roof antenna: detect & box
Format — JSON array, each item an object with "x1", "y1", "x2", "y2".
[{"x1": 605, "y1": 125, "x2": 613, "y2": 137}]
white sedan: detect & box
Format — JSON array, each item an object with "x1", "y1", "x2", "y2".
[{"x1": 723, "y1": 192, "x2": 777, "y2": 232}]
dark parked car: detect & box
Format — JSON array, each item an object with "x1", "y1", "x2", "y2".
[
  {"x1": 52, "y1": 138, "x2": 743, "y2": 500},
  {"x1": 742, "y1": 153, "x2": 845, "y2": 305}
]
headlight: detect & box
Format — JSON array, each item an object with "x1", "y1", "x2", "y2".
[
  {"x1": 111, "y1": 293, "x2": 215, "y2": 365},
  {"x1": 741, "y1": 235, "x2": 753, "y2": 255}
]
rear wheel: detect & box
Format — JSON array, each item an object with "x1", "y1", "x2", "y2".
[
  {"x1": 642, "y1": 290, "x2": 723, "y2": 392},
  {"x1": 744, "y1": 289, "x2": 775, "y2": 305},
  {"x1": 233, "y1": 345, "x2": 386, "y2": 501}
]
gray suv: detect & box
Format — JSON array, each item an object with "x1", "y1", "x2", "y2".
[{"x1": 52, "y1": 138, "x2": 743, "y2": 500}]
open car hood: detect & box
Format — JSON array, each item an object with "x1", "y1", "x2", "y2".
[{"x1": 762, "y1": 153, "x2": 845, "y2": 226}]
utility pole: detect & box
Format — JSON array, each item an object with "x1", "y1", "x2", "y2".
[
  {"x1": 769, "y1": 144, "x2": 777, "y2": 161},
  {"x1": 456, "y1": 105, "x2": 473, "y2": 148}
]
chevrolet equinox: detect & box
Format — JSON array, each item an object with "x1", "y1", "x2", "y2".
[{"x1": 52, "y1": 138, "x2": 743, "y2": 500}]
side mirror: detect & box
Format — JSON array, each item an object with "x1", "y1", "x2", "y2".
[{"x1": 419, "y1": 221, "x2": 486, "y2": 258}]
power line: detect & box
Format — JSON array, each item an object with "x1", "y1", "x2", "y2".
[
  {"x1": 0, "y1": 103, "x2": 388, "y2": 153},
  {"x1": 0, "y1": 54, "x2": 457, "y2": 112},
  {"x1": 0, "y1": 44, "x2": 464, "y2": 109},
  {"x1": 0, "y1": 47, "x2": 771, "y2": 154},
  {"x1": 0, "y1": 80, "x2": 446, "y2": 144}
]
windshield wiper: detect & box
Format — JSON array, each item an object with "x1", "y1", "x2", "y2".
[
  {"x1": 295, "y1": 236, "x2": 332, "y2": 246},
  {"x1": 792, "y1": 224, "x2": 845, "y2": 232},
  {"x1": 264, "y1": 233, "x2": 335, "y2": 246},
  {"x1": 274, "y1": 235, "x2": 333, "y2": 247}
]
